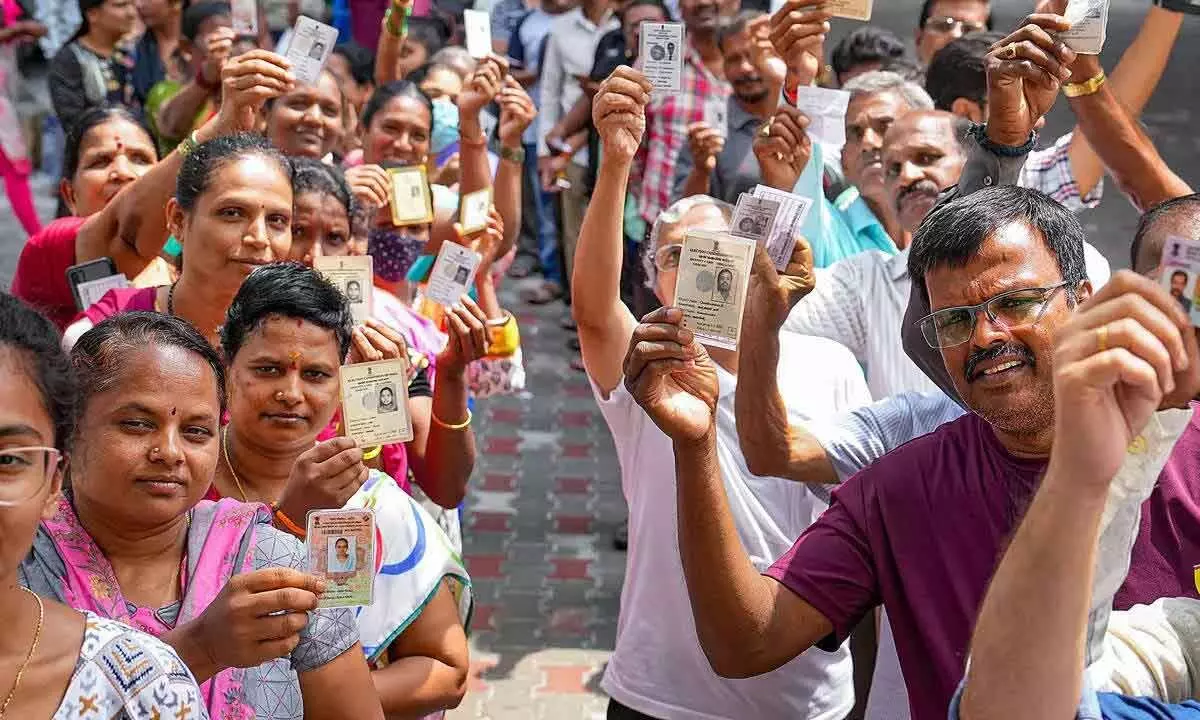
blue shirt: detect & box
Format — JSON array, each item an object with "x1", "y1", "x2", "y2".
[{"x1": 508, "y1": 10, "x2": 554, "y2": 145}]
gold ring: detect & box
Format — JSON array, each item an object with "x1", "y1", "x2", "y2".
[
  {"x1": 759, "y1": 120, "x2": 773, "y2": 138},
  {"x1": 1003, "y1": 43, "x2": 1018, "y2": 60},
  {"x1": 1096, "y1": 325, "x2": 1108, "y2": 353}
]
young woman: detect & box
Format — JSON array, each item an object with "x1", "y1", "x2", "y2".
[
  {"x1": 0, "y1": 293, "x2": 210, "y2": 719},
  {"x1": 65, "y1": 130, "x2": 296, "y2": 348},
  {"x1": 13, "y1": 48, "x2": 294, "y2": 329},
  {"x1": 48, "y1": 0, "x2": 140, "y2": 125},
  {"x1": 213, "y1": 263, "x2": 471, "y2": 718},
  {"x1": 21, "y1": 310, "x2": 384, "y2": 719}
]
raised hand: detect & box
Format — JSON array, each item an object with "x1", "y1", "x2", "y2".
[
  {"x1": 438, "y1": 296, "x2": 492, "y2": 372},
  {"x1": 984, "y1": 10, "x2": 1076, "y2": 146},
  {"x1": 498, "y1": 78, "x2": 536, "y2": 147},
  {"x1": 348, "y1": 317, "x2": 411, "y2": 366},
  {"x1": 1049, "y1": 271, "x2": 1200, "y2": 487},
  {"x1": 753, "y1": 106, "x2": 812, "y2": 191},
  {"x1": 768, "y1": 0, "x2": 831, "y2": 93},
  {"x1": 464, "y1": 206, "x2": 506, "y2": 278},
  {"x1": 458, "y1": 55, "x2": 509, "y2": 120},
  {"x1": 686, "y1": 122, "x2": 725, "y2": 172},
  {"x1": 747, "y1": 15, "x2": 787, "y2": 91},
  {"x1": 593, "y1": 66, "x2": 653, "y2": 164},
  {"x1": 624, "y1": 307, "x2": 719, "y2": 443},
  {"x1": 276, "y1": 437, "x2": 369, "y2": 524},
  {"x1": 216, "y1": 50, "x2": 295, "y2": 132},
  {"x1": 746, "y1": 235, "x2": 815, "y2": 331},
  {"x1": 200, "y1": 26, "x2": 236, "y2": 88},
  {"x1": 344, "y1": 164, "x2": 391, "y2": 214}
]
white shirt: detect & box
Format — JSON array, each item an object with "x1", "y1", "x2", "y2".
[
  {"x1": 784, "y1": 244, "x2": 1113, "y2": 400},
  {"x1": 536, "y1": 8, "x2": 617, "y2": 166},
  {"x1": 595, "y1": 334, "x2": 869, "y2": 720}
]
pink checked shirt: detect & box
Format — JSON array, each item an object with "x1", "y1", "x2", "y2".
[{"x1": 638, "y1": 43, "x2": 731, "y2": 224}]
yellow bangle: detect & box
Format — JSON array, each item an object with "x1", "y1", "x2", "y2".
[
  {"x1": 362, "y1": 445, "x2": 383, "y2": 461},
  {"x1": 431, "y1": 408, "x2": 472, "y2": 431},
  {"x1": 486, "y1": 311, "x2": 520, "y2": 357},
  {"x1": 271, "y1": 503, "x2": 307, "y2": 538},
  {"x1": 1063, "y1": 70, "x2": 1106, "y2": 98}
]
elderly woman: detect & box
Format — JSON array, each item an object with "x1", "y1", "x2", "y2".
[
  {"x1": 212, "y1": 262, "x2": 472, "y2": 718},
  {"x1": 19, "y1": 309, "x2": 384, "y2": 718},
  {"x1": 0, "y1": 293, "x2": 211, "y2": 719}
]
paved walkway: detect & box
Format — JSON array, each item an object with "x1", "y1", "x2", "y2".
[{"x1": 448, "y1": 281, "x2": 625, "y2": 720}]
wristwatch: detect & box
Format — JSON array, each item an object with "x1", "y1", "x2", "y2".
[{"x1": 499, "y1": 145, "x2": 525, "y2": 164}]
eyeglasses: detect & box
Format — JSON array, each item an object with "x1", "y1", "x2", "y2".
[
  {"x1": 923, "y1": 16, "x2": 987, "y2": 35},
  {"x1": 654, "y1": 243, "x2": 683, "y2": 273},
  {"x1": 918, "y1": 282, "x2": 1072, "y2": 349},
  {"x1": 0, "y1": 446, "x2": 62, "y2": 507}
]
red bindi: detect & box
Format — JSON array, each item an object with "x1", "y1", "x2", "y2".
[{"x1": 170, "y1": 407, "x2": 177, "y2": 416}]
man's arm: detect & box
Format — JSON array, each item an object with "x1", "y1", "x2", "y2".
[
  {"x1": 572, "y1": 67, "x2": 647, "y2": 394},
  {"x1": 536, "y1": 34, "x2": 565, "y2": 160}
]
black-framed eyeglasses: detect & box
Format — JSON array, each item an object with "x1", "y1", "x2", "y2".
[
  {"x1": 923, "y1": 15, "x2": 987, "y2": 35},
  {"x1": 918, "y1": 281, "x2": 1072, "y2": 349},
  {"x1": 0, "y1": 446, "x2": 62, "y2": 506}
]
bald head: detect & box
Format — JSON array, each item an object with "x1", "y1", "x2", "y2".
[
  {"x1": 883, "y1": 110, "x2": 970, "y2": 233},
  {"x1": 1132, "y1": 194, "x2": 1200, "y2": 275}
]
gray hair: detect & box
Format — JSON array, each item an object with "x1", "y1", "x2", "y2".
[
  {"x1": 429, "y1": 46, "x2": 476, "y2": 79},
  {"x1": 643, "y1": 195, "x2": 735, "y2": 290},
  {"x1": 842, "y1": 70, "x2": 934, "y2": 111}
]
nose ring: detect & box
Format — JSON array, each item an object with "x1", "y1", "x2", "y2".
[{"x1": 275, "y1": 391, "x2": 286, "y2": 402}]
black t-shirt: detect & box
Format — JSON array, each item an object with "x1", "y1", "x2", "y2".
[{"x1": 408, "y1": 365, "x2": 432, "y2": 399}]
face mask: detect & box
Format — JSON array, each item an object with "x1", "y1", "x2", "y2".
[
  {"x1": 431, "y1": 98, "x2": 460, "y2": 156},
  {"x1": 369, "y1": 227, "x2": 426, "y2": 282}
]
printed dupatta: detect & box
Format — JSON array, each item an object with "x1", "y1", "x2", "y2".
[{"x1": 41, "y1": 496, "x2": 268, "y2": 719}]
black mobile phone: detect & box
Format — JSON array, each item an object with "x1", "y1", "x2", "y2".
[
  {"x1": 1157, "y1": 0, "x2": 1200, "y2": 13},
  {"x1": 66, "y1": 257, "x2": 118, "y2": 310}
]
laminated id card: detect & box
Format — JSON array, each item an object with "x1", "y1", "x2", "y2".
[{"x1": 307, "y1": 508, "x2": 376, "y2": 608}]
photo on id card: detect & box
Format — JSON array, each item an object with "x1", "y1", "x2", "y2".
[
  {"x1": 460, "y1": 188, "x2": 491, "y2": 235},
  {"x1": 388, "y1": 166, "x2": 435, "y2": 226},
  {"x1": 339, "y1": 359, "x2": 414, "y2": 446},
  {"x1": 285, "y1": 16, "x2": 338, "y2": 85},
  {"x1": 313, "y1": 255, "x2": 373, "y2": 325},
  {"x1": 307, "y1": 508, "x2": 376, "y2": 608},
  {"x1": 427, "y1": 241, "x2": 482, "y2": 307},
  {"x1": 674, "y1": 230, "x2": 755, "y2": 350},
  {"x1": 1159, "y1": 236, "x2": 1200, "y2": 326},
  {"x1": 731, "y1": 194, "x2": 780, "y2": 244}
]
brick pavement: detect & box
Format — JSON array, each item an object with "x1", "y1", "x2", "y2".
[{"x1": 448, "y1": 282, "x2": 625, "y2": 720}]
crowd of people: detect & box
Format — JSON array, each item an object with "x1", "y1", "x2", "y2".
[{"x1": 1, "y1": 0, "x2": 1200, "y2": 717}]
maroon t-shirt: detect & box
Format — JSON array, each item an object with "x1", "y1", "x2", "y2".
[{"x1": 766, "y1": 411, "x2": 1200, "y2": 720}]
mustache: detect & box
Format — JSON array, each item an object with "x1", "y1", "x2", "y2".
[
  {"x1": 897, "y1": 179, "x2": 941, "y2": 207},
  {"x1": 732, "y1": 74, "x2": 763, "y2": 88},
  {"x1": 858, "y1": 149, "x2": 882, "y2": 168},
  {"x1": 965, "y1": 342, "x2": 1036, "y2": 382}
]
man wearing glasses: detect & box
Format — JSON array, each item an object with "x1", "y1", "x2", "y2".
[{"x1": 914, "y1": 0, "x2": 990, "y2": 64}]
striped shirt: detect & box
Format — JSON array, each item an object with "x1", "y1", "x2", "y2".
[{"x1": 1021, "y1": 131, "x2": 1103, "y2": 211}]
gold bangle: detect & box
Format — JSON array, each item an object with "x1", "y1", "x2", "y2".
[
  {"x1": 271, "y1": 503, "x2": 307, "y2": 538},
  {"x1": 431, "y1": 408, "x2": 472, "y2": 431},
  {"x1": 362, "y1": 445, "x2": 383, "y2": 461},
  {"x1": 178, "y1": 130, "x2": 200, "y2": 158},
  {"x1": 1063, "y1": 70, "x2": 1107, "y2": 98},
  {"x1": 486, "y1": 311, "x2": 520, "y2": 357}
]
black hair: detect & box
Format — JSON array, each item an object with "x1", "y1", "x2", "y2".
[
  {"x1": 715, "y1": 10, "x2": 764, "y2": 49},
  {"x1": 181, "y1": 1, "x2": 230, "y2": 42},
  {"x1": 62, "y1": 105, "x2": 156, "y2": 179},
  {"x1": 1172, "y1": 269, "x2": 1189, "y2": 280},
  {"x1": 1131, "y1": 194, "x2": 1200, "y2": 274},
  {"x1": 332, "y1": 41, "x2": 375, "y2": 87},
  {"x1": 220, "y1": 262, "x2": 354, "y2": 362},
  {"x1": 621, "y1": 0, "x2": 668, "y2": 17},
  {"x1": 918, "y1": 0, "x2": 993, "y2": 31},
  {"x1": 72, "y1": 312, "x2": 227, "y2": 418},
  {"x1": 70, "y1": 0, "x2": 106, "y2": 42},
  {"x1": 924, "y1": 32, "x2": 1003, "y2": 111},
  {"x1": 909, "y1": 185, "x2": 1086, "y2": 303},
  {"x1": 361, "y1": 80, "x2": 433, "y2": 131},
  {"x1": 405, "y1": 16, "x2": 447, "y2": 57},
  {"x1": 831, "y1": 26, "x2": 910, "y2": 82},
  {"x1": 290, "y1": 157, "x2": 353, "y2": 217},
  {"x1": 175, "y1": 132, "x2": 291, "y2": 212},
  {"x1": 0, "y1": 294, "x2": 78, "y2": 450}
]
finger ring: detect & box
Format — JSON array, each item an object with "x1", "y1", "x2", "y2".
[
  {"x1": 1003, "y1": 44, "x2": 1018, "y2": 60},
  {"x1": 759, "y1": 120, "x2": 773, "y2": 138},
  {"x1": 1096, "y1": 325, "x2": 1108, "y2": 353}
]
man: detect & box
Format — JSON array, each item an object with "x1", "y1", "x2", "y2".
[
  {"x1": 914, "y1": 0, "x2": 990, "y2": 64},
  {"x1": 1170, "y1": 270, "x2": 1192, "y2": 313},
  {"x1": 574, "y1": 65, "x2": 865, "y2": 720},
  {"x1": 673, "y1": 11, "x2": 781, "y2": 206},
  {"x1": 636, "y1": 0, "x2": 735, "y2": 229},
  {"x1": 537, "y1": 0, "x2": 617, "y2": 294},
  {"x1": 132, "y1": 0, "x2": 183, "y2": 108},
  {"x1": 829, "y1": 25, "x2": 913, "y2": 87}
]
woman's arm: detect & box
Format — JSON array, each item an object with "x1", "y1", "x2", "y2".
[
  {"x1": 374, "y1": 0, "x2": 412, "y2": 86},
  {"x1": 371, "y1": 583, "x2": 469, "y2": 717},
  {"x1": 457, "y1": 57, "x2": 506, "y2": 199},
  {"x1": 494, "y1": 78, "x2": 535, "y2": 257},
  {"x1": 299, "y1": 643, "x2": 386, "y2": 720},
  {"x1": 157, "y1": 27, "x2": 231, "y2": 140}
]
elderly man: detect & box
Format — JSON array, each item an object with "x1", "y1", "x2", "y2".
[{"x1": 573, "y1": 65, "x2": 868, "y2": 720}]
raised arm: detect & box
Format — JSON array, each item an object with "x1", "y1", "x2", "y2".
[
  {"x1": 76, "y1": 50, "x2": 294, "y2": 272},
  {"x1": 494, "y1": 77, "x2": 536, "y2": 254},
  {"x1": 374, "y1": 0, "x2": 412, "y2": 86},
  {"x1": 572, "y1": 67, "x2": 650, "y2": 394},
  {"x1": 961, "y1": 272, "x2": 1200, "y2": 720},
  {"x1": 157, "y1": 27, "x2": 231, "y2": 141},
  {"x1": 456, "y1": 56, "x2": 507, "y2": 199},
  {"x1": 624, "y1": 305, "x2": 834, "y2": 677}
]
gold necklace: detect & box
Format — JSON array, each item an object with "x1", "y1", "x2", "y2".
[
  {"x1": 221, "y1": 426, "x2": 250, "y2": 502},
  {"x1": 0, "y1": 587, "x2": 44, "y2": 719}
]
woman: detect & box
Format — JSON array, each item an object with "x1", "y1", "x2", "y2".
[
  {"x1": 0, "y1": 0, "x2": 45, "y2": 237},
  {"x1": 264, "y1": 68, "x2": 346, "y2": 161},
  {"x1": 213, "y1": 263, "x2": 472, "y2": 718},
  {"x1": 0, "y1": 293, "x2": 211, "y2": 719},
  {"x1": 13, "y1": 48, "x2": 294, "y2": 329},
  {"x1": 48, "y1": 0, "x2": 140, "y2": 127},
  {"x1": 20, "y1": 309, "x2": 385, "y2": 719},
  {"x1": 65, "y1": 130, "x2": 295, "y2": 348}
]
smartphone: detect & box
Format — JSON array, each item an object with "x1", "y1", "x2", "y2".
[
  {"x1": 1157, "y1": 0, "x2": 1200, "y2": 13},
  {"x1": 66, "y1": 257, "x2": 118, "y2": 310}
]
